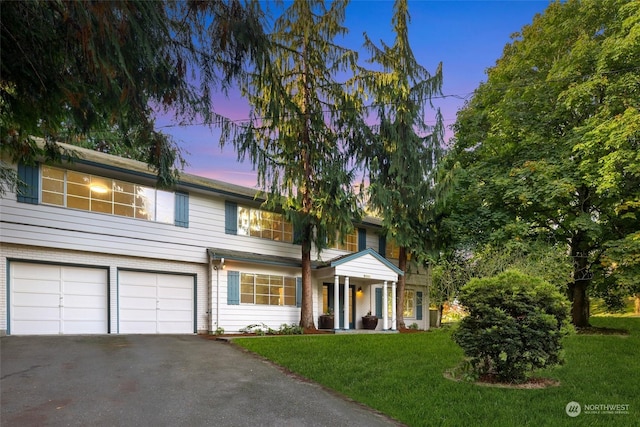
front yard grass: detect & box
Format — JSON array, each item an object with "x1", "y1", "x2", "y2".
[{"x1": 233, "y1": 317, "x2": 639, "y2": 426}]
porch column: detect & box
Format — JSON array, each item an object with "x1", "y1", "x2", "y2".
[
  {"x1": 382, "y1": 281, "x2": 388, "y2": 330},
  {"x1": 391, "y1": 281, "x2": 397, "y2": 331},
  {"x1": 334, "y1": 275, "x2": 340, "y2": 331},
  {"x1": 343, "y1": 276, "x2": 350, "y2": 330}
]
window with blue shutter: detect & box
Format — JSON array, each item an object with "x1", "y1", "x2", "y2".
[
  {"x1": 174, "y1": 192, "x2": 189, "y2": 228},
  {"x1": 225, "y1": 201, "x2": 237, "y2": 234},
  {"x1": 296, "y1": 277, "x2": 302, "y2": 308},
  {"x1": 358, "y1": 228, "x2": 366, "y2": 251},
  {"x1": 375, "y1": 288, "x2": 383, "y2": 318},
  {"x1": 416, "y1": 291, "x2": 423, "y2": 320},
  {"x1": 378, "y1": 235, "x2": 386, "y2": 257},
  {"x1": 17, "y1": 163, "x2": 39, "y2": 204},
  {"x1": 227, "y1": 271, "x2": 240, "y2": 305}
]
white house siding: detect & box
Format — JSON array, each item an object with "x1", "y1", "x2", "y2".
[
  {"x1": 213, "y1": 261, "x2": 302, "y2": 333},
  {"x1": 0, "y1": 155, "x2": 432, "y2": 333},
  {"x1": 0, "y1": 243, "x2": 208, "y2": 335}
]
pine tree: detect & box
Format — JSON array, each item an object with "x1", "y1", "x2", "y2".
[
  {"x1": 358, "y1": 0, "x2": 444, "y2": 329},
  {"x1": 223, "y1": 0, "x2": 366, "y2": 329},
  {"x1": 1, "y1": 0, "x2": 268, "y2": 189}
]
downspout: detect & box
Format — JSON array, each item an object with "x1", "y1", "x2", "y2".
[
  {"x1": 209, "y1": 258, "x2": 214, "y2": 334},
  {"x1": 216, "y1": 261, "x2": 220, "y2": 331}
]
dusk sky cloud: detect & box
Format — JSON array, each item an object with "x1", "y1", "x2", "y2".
[{"x1": 157, "y1": 0, "x2": 551, "y2": 187}]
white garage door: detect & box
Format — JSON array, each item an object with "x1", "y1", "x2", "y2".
[
  {"x1": 118, "y1": 271, "x2": 194, "y2": 334},
  {"x1": 10, "y1": 263, "x2": 108, "y2": 335}
]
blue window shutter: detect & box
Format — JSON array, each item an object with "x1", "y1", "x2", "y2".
[
  {"x1": 227, "y1": 271, "x2": 240, "y2": 305},
  {"x1": 296, "y1": 277, "x2": 302, "y2": 308},
  {"x1": 225, "y1": 201, "x2": 237, "y2": 234},
  {"x1": 293, "y1": 223, "x2": 302, "y2": 245},
  {"x1": 378, "y1": 235, "x2": 386, "y2": 257},
  {"x1": 358, "y1": 228, "x2": 366, "y2": 251},
  {"x1": 375, "y1": 288, "x2": 383, "y2": 318},
  {"x1": 17, "y1": 163, "x2": 39, "y2": 204},
  {"x1": 416, "y1": 291, "x2": 423, "y2": 320},
  {"x1": 174, "y1": 192, "x2": 189, "y2": 228}
]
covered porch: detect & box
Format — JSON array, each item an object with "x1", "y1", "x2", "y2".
[{"x1": 316, "y1": 248, "x2": 404, "y2": 331}]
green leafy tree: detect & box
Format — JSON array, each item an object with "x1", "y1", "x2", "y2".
[
  {"x1": 449, "y1": 0, "x2": 640, "y2": 326},
  {"x1": 222, "y1": 0, "x2": 366, "y2": 329},
  {"x1": 358, "y1": 0, "x2": 444, "y2": 329},
  {"x1": 1, "y1": 0, "x2": 268, "y2": 188}
]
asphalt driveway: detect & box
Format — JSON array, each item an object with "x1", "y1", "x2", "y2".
[{"x1": 1, "y1": 335, "x2": 401, "y2": 427}]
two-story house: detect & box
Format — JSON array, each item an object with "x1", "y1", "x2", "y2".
[{"x1": 0, "y1": 144, "x2": 429, "y2": 335}]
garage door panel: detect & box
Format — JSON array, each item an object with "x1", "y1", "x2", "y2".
[
  {"x1": 64, "y1": 320, "x2": 108, "y2": 334},
  {"x1": 12, "y1": 263, "x2": 61, "y2": 279},
  {"x1": 158, "y1": 299, "x2": 192, "y2": 311},
  {"x1": 120, "y1": 321, "x2": 158, "y2": 334},
  {"x1": 120, "y1": 307, "x2": 156, "y2": 321},
  {"x1": 10, "y1": 263, "x2": 108, "y2": 335},
  {"x1": 65, "y1": 294, "x2": 108, "y2": 308},
  {"x1": 64, "y1": 283, "x2": 108, "y2": 297},
  {"x1": 13, "y1": 292, "x2": 59, "y2": 308},
  {"x1": 14, "y1": 306, "x2": 60, "y2": 320},
  {"x1": 13, "y1": 278, "x2": 61, "y2": 293},
  {"x1": 119, "y1": 271, "x2": 194, "y2": 334},
  {"x1": 157, "y1": 287, "x2": 192, "y2": 300},
  {"x1": 156, "y1": 274, "x2": 192, "y2": 287},
  {"x1": 158, "y1": 321, "x2": 193, "y2": 334},
  {"x1": 62, "y1": 267, "x2": 106, "y2": 283},
  {"x1": 13, "y1": 320, "x2": 61, "y2": 335},
  {"x1": 64, "y1": 306, "x2": 107, "y2": 321},
  {"x1": 120, "y1": 271, "x2": 157, "y2": 285},
  {"x1": 120, "y1": 284, "x2": 156, "y2": 298},
  {"x1": 120, "y1": 295, "x2": 157, "y2": 310},
  {"x1": 158, "y1": 309, "x2": 192, "y2": 321}
]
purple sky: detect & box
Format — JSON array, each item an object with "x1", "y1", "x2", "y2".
[{"x1": 157, "y1": 1, "x2": 550, "y2": 187}]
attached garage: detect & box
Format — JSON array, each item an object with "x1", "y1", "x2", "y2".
[
  {"x1": 9, "y1": 262, "x2": 109, "y2": 335},
  {"x1": 118, "y1": 270, "x2": 195, "y2": 334}
]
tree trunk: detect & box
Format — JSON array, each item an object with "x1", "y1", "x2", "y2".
[
  {"x1": 569, "y1": 239, "x2": 591, "y2": 327},
  {"x1": 437, "y1": 304, "x2": 443, "y2": 328},
  {"x1": 396, "y1": 247, "x2": 407, "y2": 330},
  {"x1": 635, "y1": 293, "x2": 640, "y2": 315},
  {"x1": 570, "y1": 281, "x2": 590, "y2": 327},
  {"x1": 299, "y1": 223, "x2": 316, "y2": 330}
]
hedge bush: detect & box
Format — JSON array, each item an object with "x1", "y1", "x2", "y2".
[{"x1": 452, "y1": 269, "x2": 571, "y2": 383}]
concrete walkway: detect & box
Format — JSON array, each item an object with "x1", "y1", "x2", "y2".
[{"x1": 1, "y1": 335, "x2": 402, "y2": 427}]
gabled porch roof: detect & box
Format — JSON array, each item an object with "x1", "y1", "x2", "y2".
[{"x1": 317, "y1": 248, "x2": 403, "y2": 282}]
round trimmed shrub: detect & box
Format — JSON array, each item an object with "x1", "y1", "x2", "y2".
[{"x1": 452, "y1": 269, "x2": 571, "y2": 383}]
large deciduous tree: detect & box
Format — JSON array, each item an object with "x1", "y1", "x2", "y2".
[
  {"x1": 358, "y1": 0, "x2": 444, "y2": 329},
  {"x1": 1, "y1": 0, "x2": 267, "y2": 189},
  {"x1": 450, "y1": 0, "x2": 640, "y2": 326},
  {"x1": 222, "y1": 0, "x2": 366, "y2": 329}
]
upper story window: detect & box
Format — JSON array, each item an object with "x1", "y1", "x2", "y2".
[
  {"x1": 332, "y1": 230, "x2": 358, "y2": 252},
  {"x1": 237, "y1": 206, "x2": 293, "y2": 243},
  {"x1": 386, "y1": 240, "x2": 401, "y2": 259},
  {"x1": 41, "y1": 166, "x2": 175, "y2": 224},
  {"x1": 385, "y1": 240, "x2": 411, "y2": 260}
]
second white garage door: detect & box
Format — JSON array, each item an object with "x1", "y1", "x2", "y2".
[{"x1": 118, "y1": 271, "x2": 195, "y2": 334}]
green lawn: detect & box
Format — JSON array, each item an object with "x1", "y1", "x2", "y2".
[{"x1": 233, "y1": 317, "x2": 639, "y2": 426}]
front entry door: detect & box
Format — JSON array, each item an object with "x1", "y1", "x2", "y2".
[{"x1": 324, "y1": 283, "x2": 355, "y2": 329}]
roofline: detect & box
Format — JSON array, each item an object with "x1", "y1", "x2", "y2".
[{"x1": 330, "y1": 248, "x2": 404, "y2": 276}]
